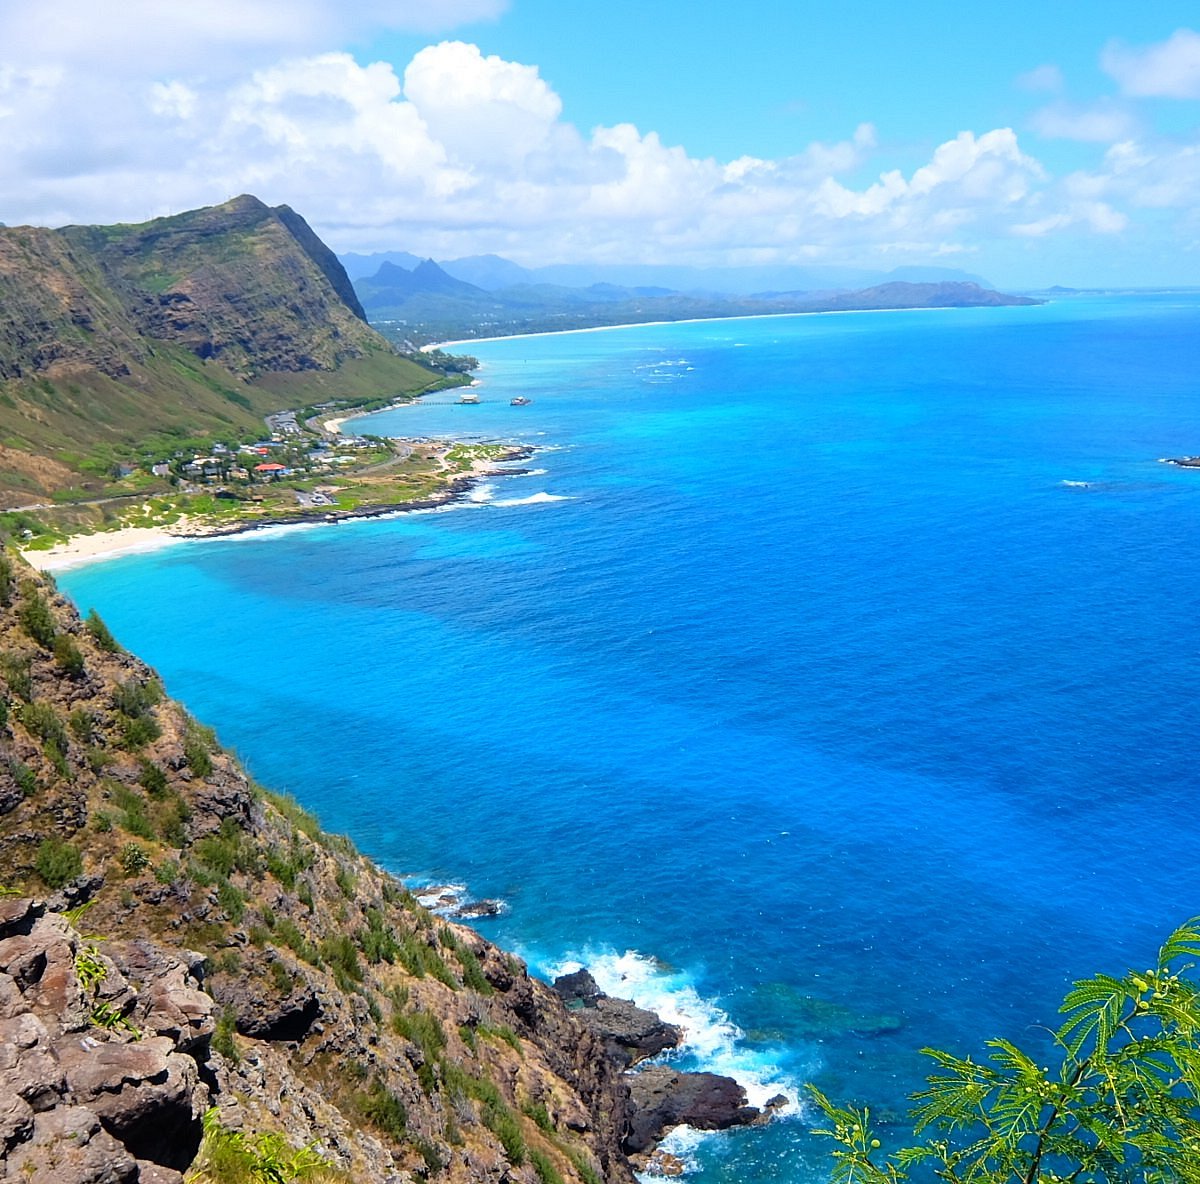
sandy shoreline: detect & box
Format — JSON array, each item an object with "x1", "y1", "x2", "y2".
[
  {"x1": 22, "y1": 523, "x2": 198, "y2": 573},
  {"x1": 21, "y1": 447, "x2": 534, "y2": 574},
  {"x1": 423, "y1": 304, "x2": 963, "y2": 352}
]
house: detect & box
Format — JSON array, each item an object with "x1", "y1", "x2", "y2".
[
  {"x1": 253, "y1": 463, "x2": 288, "y2": 480},
  {"x1": 150, "y1": 463, "x2": 172, "y2": 478}
]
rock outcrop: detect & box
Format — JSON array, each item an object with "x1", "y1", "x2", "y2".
[
  {"x1": 553, "y1": 969, "x2": 682, "y2": 1067},
  {"x1": 0, "y1": 898, "x2": 211, "y2": 1182}
]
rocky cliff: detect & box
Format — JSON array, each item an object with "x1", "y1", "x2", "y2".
[
  {"x1": 0, "y1": 552, "x2": 642, "y2": 1183},
  {"x1": 0, "y1": 197, "x2": 437, "y2": 505}
]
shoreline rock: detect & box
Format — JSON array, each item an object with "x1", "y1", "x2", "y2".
[{"x1": 552, "y1": 967, "x2": 776, "y2": 1157}]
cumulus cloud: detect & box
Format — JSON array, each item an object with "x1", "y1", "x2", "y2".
[
  {"x1": 1102, "y1": 28, "x2": 1200, "y2": 99},
  {"x1": 0, "y1": 23, "x2": 1158, "y2": 266},
  {"x1": 404, "y1": 41, "x2": 562, "y2": 170},
  {"x1": 1029, "y1": 100, "x2": 1137, "y2": 143}
]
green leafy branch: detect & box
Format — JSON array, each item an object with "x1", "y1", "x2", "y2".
[
  {"x1": 810, "y1": 918, "x2": 1200, "y2": 1184},
  {"x1": 186, "y1": 1108, "x2": 332, "y2": 1184}
]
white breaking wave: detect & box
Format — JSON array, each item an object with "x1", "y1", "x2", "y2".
[
  {"x1": 545, "y1": 949, "x2": 801, "y2": 1114},
  {"x1": 493, "y1": 492, "x2": 572, "y2": 507}
]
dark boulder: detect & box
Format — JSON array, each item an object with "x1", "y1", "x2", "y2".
[{"x1": 625, "y1": 1066, "x2": 760, "y2": 1154}]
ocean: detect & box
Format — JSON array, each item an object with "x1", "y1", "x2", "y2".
[{"x1": 59, "y1": 294, "x2": 1200, "y2": 1182}]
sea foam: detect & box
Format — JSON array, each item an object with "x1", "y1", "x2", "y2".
[{"x1": 545, "y1": 949, "x2": 801, "y2": 1113}]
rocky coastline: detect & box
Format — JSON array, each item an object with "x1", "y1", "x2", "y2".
[{"x1": 0, "y1": 554, "x2": 782, "y2": 1182}]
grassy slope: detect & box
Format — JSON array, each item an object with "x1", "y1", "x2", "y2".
[{"x1": 0, "y1": 198, "x2": 444, "y2": 506}]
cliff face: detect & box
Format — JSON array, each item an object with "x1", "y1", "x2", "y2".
[
  {"x1": 0, "y1": 552, "x2": 635, "y2": 1184},
  {"x1": 0, "y1": 195, "x2": 376, "y2": 384},
  {"x1": 0, "y1": 197, "x2": 435, "y2": 506}
]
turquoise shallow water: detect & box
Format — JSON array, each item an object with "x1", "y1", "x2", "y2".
[{"x1": 60, "y1": 295, "x2": 1200, "y2": 1181}]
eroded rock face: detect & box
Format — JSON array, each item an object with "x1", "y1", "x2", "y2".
[
  {"x1": 5, "y1": 1105, "x2": 139, "y2": 1184},
  {"x1": 624, "y1": 1066, "x2": 761, "y2": 1154},
  {"x1": 0, "y1": 901, "x2": 212, "y2": 1177},
  {"x1": 553, "y1": 969, "x2": 683, "y2": 1067}
]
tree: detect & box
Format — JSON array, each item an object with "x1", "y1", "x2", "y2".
[{"x1": 810, "y1": 919, "x2": 1200, "y2": 1184}]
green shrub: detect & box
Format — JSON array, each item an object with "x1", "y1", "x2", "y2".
[
  {"x1": 113, "y1": 678, "x2": 162, "y2": 749},
  {"x1": 189, "y1": 1109, "x2": 330, "y2": 1184},
  {"x1": 357, "y1": 1079, "x2": 407, "y2": 1141},
  {"x1": 483, "y1": 1101, "x2": 526, "y2": 1166},
  {"x1": 112, "y1": 678, "x2": 161, "y2": 717},
  {"x1": 455, "y1": 944, "x2": 494, "y2": 995},
  {"x1": 359, "y1": 907, "x2": 399, "y2": 964},
  {"x1": 0, "y1": 653, "x2": 32, "y2": 701},
  {"x1": 68, "y1": 708, "x2": 95, "y2": 742},
  {"x1": 154, "y1": 858, "x2": 180, "y2": 885},
  {"x1": 9, "y1": 759, "x2": 36, "y2": 798},
  {"x1": 119, "y1": 843, "x2": 150, "y2": 876},
  {"x1": 119, "y1": 712, "x2": 161, "y2": 749},
  {"x1": 35, "y1": 837, "x2": 82, "y2": 887},
  {"x1": 18, "y1": 582, "x2": 56, "y2": 648},
  {"x1": 156, "y1": 795, "x2": 190, "y2": 847},
  {"x1": 211, "y1": 1010, "x2": 239, "y2": 1063},
  {"x1": 392, "y1": 1008, "x2": 446, "y2": 1061},
  {"x1": 184, "y1": 730, "x2": 213, "y2": 778},
  {"x1": 530, "y1": 1148, "x2": 565, "y2": 1184},
  {"x1": 84, "y1": 609, "x2": 120, "y2": 652},
  {"x1": 53, "y1": 633, "x2": 85, "y2": 677},
  {"x1": 563, "y1": 1149, "x2": 603, "y2": 1184},
  {"x1": 334, "y1": 863, "x2": 357, "y2": 899},
  {"x1": 319, "y1": 933, "x2": 363, "y2": 989},
  {"x1": 216, "y1": 878, "x2": 246, "y2": 924},
  {"x1": 19, "y1": 702, "x2": 69, "y2": 776},
  {"x1": 275, "y1": 919, "x2": 320, "y2": 965},
  {"x1": 268, "y1": 960, "x2": 293, "y2": 994},
  {"x1": 110, "y1": 784, "x2": 154, "y2": 840},
  {"x1": 138, "y1": 758, "x2": 168, "y2": 796},
  {"x1": 193, "y1": 820, "x2": 255, "y2": 877},
  {"x1": 521, "y1": 1100, "x2": 553, "y2": 1132},
  {"x1": 0, "y1": 553, "x2": 12, "y2": 607},
  {"x1": 0, "y1": 697, "x2": 6, "y2": 729}
]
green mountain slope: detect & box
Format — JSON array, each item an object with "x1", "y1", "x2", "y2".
[{"x1": 0, "y1": 197, "x2": 439, "y2": 506}]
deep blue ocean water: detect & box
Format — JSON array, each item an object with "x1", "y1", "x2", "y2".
[{"x1": 59, "y1": 296, "x2": 1200, "y2": 1181}]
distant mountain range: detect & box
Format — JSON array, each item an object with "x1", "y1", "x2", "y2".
[
  {"x1": 339, "y1": 250, "x2": 995, "y2": 295},
  {"x1": 343, "y1": 254, "x2": 1038, "y2": 347}
]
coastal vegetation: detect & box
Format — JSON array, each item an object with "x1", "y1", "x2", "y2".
[{"x1": 811, "y1": 919, "x2": 1200, "y2": 1183}]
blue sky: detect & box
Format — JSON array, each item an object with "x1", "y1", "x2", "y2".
[{"x1": 2, "y1": 0, "x2": 1199, "y2": 286}]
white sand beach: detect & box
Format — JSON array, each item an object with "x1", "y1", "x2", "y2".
[{"x1": 21, "y1": 523, "x2": 195, "y2": 573}]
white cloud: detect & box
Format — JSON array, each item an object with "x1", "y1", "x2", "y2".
[
  {"x1": 404, "y1": 41, "x2": 562, "y2": 169},
  {"x1": 0, "y1": 26, "x2": 1156, "y2": 268},
  {"x1": 1016, "y1": 64, "x2": 1064, "y2": 93},
  {"x1": 0, "y1": 1, "x2": 507, "y2": 71},
  {"x1": 1102, "y1": 28, "x2": 1200, "y2": 99},
  {"x1": 1030, "y1": 100, "x2": 1136, "y2": 143}
]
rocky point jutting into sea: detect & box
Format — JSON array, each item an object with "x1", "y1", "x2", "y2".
[{"x1": 0, "y1": 552, "x2": 775, "y2": 1183}]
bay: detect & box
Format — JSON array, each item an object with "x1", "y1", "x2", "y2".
[{"x1": 59, "y1": 295, "x2": 1200, "y2": 1181}]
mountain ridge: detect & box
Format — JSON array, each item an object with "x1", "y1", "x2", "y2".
[{"x1": 0, "y1": 197, "x2": 440, "y2": 507}]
